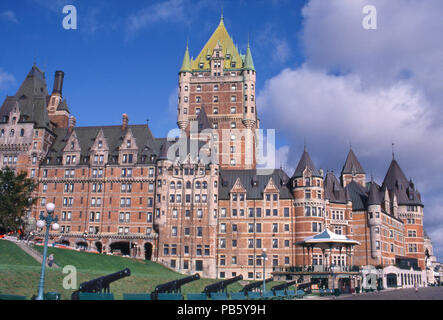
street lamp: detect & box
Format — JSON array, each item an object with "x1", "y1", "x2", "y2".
[
  {"x1": 35, "y1": 203, "x2": 59, "y2": 300},
  {"x1": 261, "y1": 248, "x2": 267, "y2": 293}
]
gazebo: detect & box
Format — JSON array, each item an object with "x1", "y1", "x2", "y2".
[{"x1": 295, "y1": 229, "x2": 360, "y2": 269}]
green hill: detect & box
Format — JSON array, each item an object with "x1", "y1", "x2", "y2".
[{"x1": 0, "y1": 241, "x2": 285, "y2": 299}]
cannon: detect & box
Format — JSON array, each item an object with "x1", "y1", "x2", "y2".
[
  {"x1": 240, "y1": 278, "x2": 273, "y2": 293},
  {"x1": 152, "y1": 274, "x2": 200, "y2": 298},
  {"x1": 271, "y1": 280, "x2": 297, "y2": 292},
  {"x1": 203, "y1": 275, "x2": 243, "y2": 295},
  {"x1": 71, "y1": 268, "x2": 131, "y2": 300}
]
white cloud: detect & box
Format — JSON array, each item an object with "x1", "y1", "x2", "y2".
[
  {"x1": 256, "y1": 23, "x2": 291, "y2": 63},
  {"x1": 0, "y1": 10, "x2": 19, "y2": 24},
  {"x1": 127, "y1": 0, "x2": 187, "y2": 34},
  {"x1": 258, "y1": 0, "x2": 443, "y2": 260},
  {"x1": 0, "y1": 69, "x2": 16, "y2": 92},
  {"x1": 168, "y1": 87, "x2": 179, "y2": 115}
]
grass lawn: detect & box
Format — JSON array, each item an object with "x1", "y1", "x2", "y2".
[{"x1": 1, "y1": 241, "x2": 285, "y2": 299}]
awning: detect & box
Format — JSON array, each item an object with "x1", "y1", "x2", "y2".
[{"x1": 295, "y1": 229, "x2": 360, "y2": 250}]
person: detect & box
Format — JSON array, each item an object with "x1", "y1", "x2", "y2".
[{"x1": 48, "y1": 253, "x2": 54, "y2": 267}]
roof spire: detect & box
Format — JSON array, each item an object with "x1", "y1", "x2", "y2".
[
  {"x1": 180, "y1": 41, "x2": 192, "y2": 73},
  {"x1": 392, "y1": 142, "x2": 395, "y2": 160},
  {"x1": 244, "y1": 36, "x2": 255, "y2": 71}
]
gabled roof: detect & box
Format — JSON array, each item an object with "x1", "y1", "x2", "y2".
[
  {"x1": 324, "y1": 172, "x2": 347, "y2": 203},
  {"x1": 292, "y1": 149, "x2": 322, "y2": 178},
  {"x1": 381, "y1": 159, "x2": 422, "y2": 205},
  {"x1": 219, "y1": 169, "x2": 293, "y2": 200},
  {"x1": 191, "y1": 17, "x2": 243, "y2": 71},
  {"x1": 342, "y1": 148, "x2": 365, "y2": 174},
  {"x1": 43, "y1": 124, "x2": 159, "y2": 165}
]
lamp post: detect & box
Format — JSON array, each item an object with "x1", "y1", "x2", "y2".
[
  {"x1": 35, "y1": 203, "x2": 59, "y2": 300},
  {"x1": 261, "y1": 248, "x2": 267, "y2": 293}
]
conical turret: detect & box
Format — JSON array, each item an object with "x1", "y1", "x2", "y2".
[
  {"x1": 179, "y1": 42, "x2": 192, "y2": 73},
  {"x1": 244, "y1": 41, "x2": 255, "y2": 71}
]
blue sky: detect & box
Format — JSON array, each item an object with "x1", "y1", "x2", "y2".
[
  {"x1": 1, "y1": 0, "x2": 443, "y2": 262},
  {"x1": 0, "y1": 0, "x2": 306, "y2": 140}
]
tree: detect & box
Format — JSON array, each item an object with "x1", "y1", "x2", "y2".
[{"x1": 0, "y1": 167, "x2": 38, "y2": 234}]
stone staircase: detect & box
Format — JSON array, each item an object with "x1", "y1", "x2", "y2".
[{"x1": 4, "y1": 236, "x2": 59, "y2": 268}]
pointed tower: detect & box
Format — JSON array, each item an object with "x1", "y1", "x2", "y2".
[
  {"x1": 381, "y1": 156, "x2": 425, "y2": 269},
  {"x1": 178, "y1": 15, "x2": 258, "y2": 169},
  {"x1": 242, "y1": 40, "x2": 256, "y2": 129},
  {"x1": 341, "y1": 148, "x2": 366, "y2": 188},
  {"x1": 178, "y1": 42, "x2": 192, "y2": 130},
  {"x1": 291, "y1": 148, "x2": 326, "y2": 266},
  {"x1": 367, "y1": 180, "x2": 382, "y2": 261}
]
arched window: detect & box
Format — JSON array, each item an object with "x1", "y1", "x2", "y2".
[
  {"x1": 177, "y1": 181, "x2": 182, "y2": 189},
  {"x1": 203, "y1": 181, "x2": 208, "y2": 189},
  {"x1": 10, "y1": 129, "x2": 14, "y2": 137},
  {"x1": 186, "y1": 181, "x2": 191, "y2": 189},
  {"x1": 170, "y1": 182, "x2": 175, "y2": 189},
  {"x1": 195, "y1": 182, "x2": 201, "y2": 189},
  {"x1": 0, "y1": 129, "x2": 4, "y2": 137}
]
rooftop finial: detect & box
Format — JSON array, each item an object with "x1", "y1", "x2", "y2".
[
  {"x1": 392, "y1": 142, "x2": 395, "y2": 160},
  {"x1": 304, "y1": 137, "x2": 307, "y2": 152},
  {"x1": 220, "y1": 3, "x2": 224, "y2": 22}
]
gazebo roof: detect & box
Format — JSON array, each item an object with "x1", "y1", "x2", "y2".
[{"x1": 296, "y1": 229, "x2": 360, "y2": 249}]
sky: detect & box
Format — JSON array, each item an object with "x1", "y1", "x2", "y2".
[{"x1": 0, "y1": 0, "x2": 442, "y2": 261}]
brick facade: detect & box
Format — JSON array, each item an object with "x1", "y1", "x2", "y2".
[{"x1": 0, "y1": 17, "x2": 428, "y2": 279}]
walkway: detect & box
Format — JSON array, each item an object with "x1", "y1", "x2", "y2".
[
  {"x1": 336, "y1": 286, "x2": 443, "y2": 300},
  {"x1": 4, "y1": 236, "x2": 59, "y2": 268}
]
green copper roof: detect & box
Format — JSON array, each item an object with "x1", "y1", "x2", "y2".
[
  {"x1": 180, "y1": 43, "x2": 192, "y2": 73},
  {"x1": 244, "y1": 42, "x2": 255, "y2": 71},
  {"x1": 191, "y1": 17, "x2": 242, "y2": 71}
]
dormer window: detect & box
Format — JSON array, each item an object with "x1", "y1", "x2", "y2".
[
  {"x1": 127, "y1": 140, "x2": 131, "y2": 148},
  {"x1": 199, "y1": 63, "x2": 204, "y2": 69},
  {"x1": 231, "y1": 62, "x2": 236, "y2": 68},
  {"x1": 71, "y1": 142, "x2": 75, "y2": 150},
  {"x1": 98, "y1": 140, "x2": 103, "y2": 149},
  {"x1": 226, "y1": 54, "x2": 231, "y2": 60}
]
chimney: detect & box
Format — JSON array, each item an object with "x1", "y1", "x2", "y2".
[
  {"x1": 68, "y1": 115, "x2": 76, "y2": 134},
  {"x1": 122, "y1": 113, "x2": 128, "y2": 131},
  {"x1": 52, "y1": 71, "x2": 64, "y2": 95}
]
